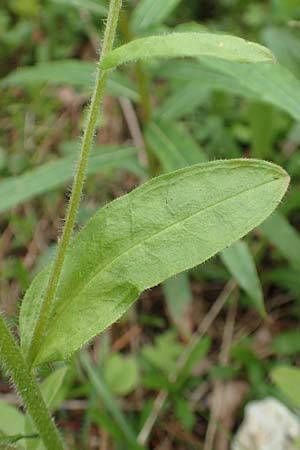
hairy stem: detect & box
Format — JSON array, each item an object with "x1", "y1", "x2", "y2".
[
  {"x1": 0, "y1": 315, "x2": 64, "y2": 450},
  {"x1": 27, "y1": 0, "x2": 123, "y2": 366}
]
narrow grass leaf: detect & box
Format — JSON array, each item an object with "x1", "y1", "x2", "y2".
[
  {"x1": 100, "y1": 33, "x2": 274, "y2": 70},
  {"x1": 145, "y1": 120, "x2": 206, "y2": 171},
  {"x1": 260, "y1": 211, "x2": 300, "y2": 269},
  {"x1": 80, "y1": 353, "x2": 141, "y2": 450},
  {"x1": 0, "y1": 146, "x2": 143, "y2": 213},
  {"x1": 155, "y1": 82, "x2": 209, "y2": 120},
  {"x1": 162, "y1": 274, "x2": 193, "y2": 337},
  {"x1": 131, "y1": 0, "x2": 182, "y2": 32},
  {"x1": 1, "y1": 61, "x2": 139, "y2": 101},
  {"x1": 50, "y1": 0, "x2": 108, "y2": 16},
  {"x1": 220, "y1": 241, "x2": 265, "y2": 316}
]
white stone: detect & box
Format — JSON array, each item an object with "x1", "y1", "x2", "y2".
[{"x1": 232, "y1": 397, "x2": 300, "y2": 450}]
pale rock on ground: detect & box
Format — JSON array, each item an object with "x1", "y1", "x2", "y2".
[{"x1": 231, "y1": 397, "x2": 300, "y2": 450}]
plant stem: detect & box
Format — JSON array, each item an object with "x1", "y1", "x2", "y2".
[
  {"x1": 27, "y1": 0, "x2": 123, "y2": 366},
  {"x1": 0, "y1": 315, "x2": 64, "y2": 450}
]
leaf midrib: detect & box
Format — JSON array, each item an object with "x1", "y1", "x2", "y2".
[{"x1": 49, "y1": 172, "x2": 283, "y2": 327}]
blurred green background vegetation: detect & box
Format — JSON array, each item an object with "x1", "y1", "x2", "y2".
[{"x1": 1, "y1": 1, "x2": 300, "y2": 449}]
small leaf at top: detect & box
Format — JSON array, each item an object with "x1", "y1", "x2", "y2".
[{"x1": 100, "y1": 32, "x2": 274, "y2": 70}]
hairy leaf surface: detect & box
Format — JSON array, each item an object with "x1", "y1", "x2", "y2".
[
  {"x1": 100, "y1": 33, "x2": 274, "y2": 70},
  {"x1": 20, "y1": 160, "x2": 289, "y2": 365},
  {"x1": 147, "y1": 120, "x2": 264, "y2": 313}
]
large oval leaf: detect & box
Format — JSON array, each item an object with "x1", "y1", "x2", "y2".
[
  {"x1": 100, "y1": 33, "x2": 274, "y2": 70},
  {"x1": 20, "y1": 160, "x2": 289, "y2": 366}
]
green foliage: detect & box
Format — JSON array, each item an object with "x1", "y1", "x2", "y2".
[
  {"x1": 271, "y1": 366, "x2": 300, "y2": 407},
  {"x1": 157, "y1": 58, "x2": 300, "y2": 121},
  {"x1": 0, "y1": 0, "x2": 298, "y2": 449},
  {"x1": 272, "y1": 331, "x2": 300, "y2": 356},
  {"x1": 103, "y1": 353, "x2": 139, "y2": 396},
  {"x1": 130, "y1": 0, "x2": 182, "y2": 32},
  {"x1": 0, "y1": 402, "x2": 25, "y2": 438},
  {"x1": 162, "y1": 273, "x2": 193, "y2": 337},
  {"x1": 147, "y1": 119, "x2": 265, "y2": 313},
  {"x1": 0, "y1": 367, "x2": 67, "y2": 450},
  {"x1": 100, "y1": 32, "x2": 274, "y2": 70},
  {"x1": 146, "y1": 120, "x2": 206, "y2": 171},
  {"x1": 260, "y1": 211, "x2": 300, "y2": 269},
  {"x1": 0, "y1": 146, "x2": 143, "y2": 213},
  {"x1": 2, "y1": 61, "x2": 139, "y2": 101},
  {"x1": 220, "y1": 240, "x2": 264, "y2": 316},
  {"x1": 142, "y1": 331, "x2": 184, "y2": 375},
  {"x1": 20, "y1": 159, "x2": 289, "y2": 365}
]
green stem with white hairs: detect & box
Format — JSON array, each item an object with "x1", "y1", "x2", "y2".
[
  {"x1": 0, "y1": 314, "x2": 65, "y2": 450},
  {"x1": 27, "y1": 0, "x2": 123, "y2": 366}
]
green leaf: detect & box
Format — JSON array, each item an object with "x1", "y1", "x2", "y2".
[
  {"x1": 147, "y1": 120, "x2": 264, "y2": 314},
  {"x1": 260, "y1": 211, "x2": 300, "y2": 269},
  {"x1": 40, "y1": 367, "x2": 68, "y2": 410},
  {"x1": 0, "y1": 401, "x2": 25, "y2": 439},
  {"x1": 179, "y1": 336, "x2": 211, "y2": 381},
  {"x1": 81, "y1": 353, "x2": 141, "y2": 450},
  {"x1": 162, "y1": 273, "x2": 193, "y2": 337},
  {"x1": 248, "y1": 102, "x2": 279, "y2": 159},
  {"x1": 145, "y1": 120, "x2": 207, "y2": 172},
  {"x1": 0, "y1": 146, "x2": 144, "y2": 213},
  {"x1": 142, "y1": 331, "x2": 183, "y2": 375},
  {"x1": 103, "y1": 354, "x2": 139, "y2": 396},
  {"x1": 174, "y1": 397, "x2": 195, "y2": 431},
  {"x1": 20, "y1": 159, "x2": 289, "y2": 365},
  {"x1": 50, "y1": 0, "x2": 108, "y2": 16},
  {"x1": 220, "y1": 241, "x2": 265, "y2": 316},
  {"x1": 156, "y1": 58, "x2": 300, "y2": 121},
  {"x1": 262, "y1": 27, "x2": 300, "y2": 79},
  {"x1": 202, "y1": 58, "x2": 300, "y2": 122},
  {"x1": 155, "y1": 61, "x2": 257, "y2": 99},
  {"x1": 155, "y1": 81, "x2": 209, "y2": 120},
  {"x1": 1, "y1": 61, "x2": 139, "y2": 101},
  {"x1": 271, "y1": 366, "x2": 300, "y2": 407},
  {"x1": 131, "y1": 0, "x2": 182, "y2": 32},
  {"x1": 100, "y1": 32, "x2": 274, "y2": 70},
  {"x1": 272, "y1": 331, "x2": 300, "y2": 356}
]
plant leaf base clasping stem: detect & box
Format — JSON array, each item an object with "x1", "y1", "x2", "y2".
[
  {"x1": 0, "y1": 314, "x2": 65, "y2": 450},
  {"x1": 26, "y1": 0, "x2": 123, "y2": 366}
]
